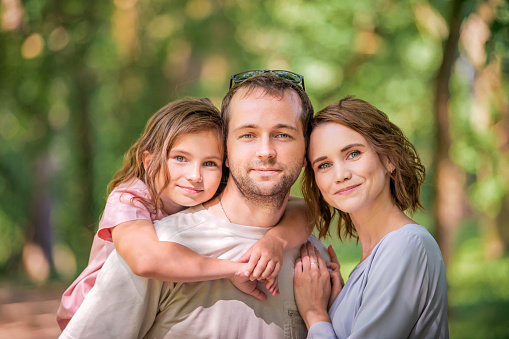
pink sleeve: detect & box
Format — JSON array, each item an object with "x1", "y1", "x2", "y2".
[{"x1": 97, "y1": 187, "x2": 153, "y2": 242}]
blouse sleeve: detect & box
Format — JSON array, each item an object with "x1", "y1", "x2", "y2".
[
  {"x1": 347, "y1": 231, "x2": 429, "y2": 339},
  {"x1": 307, "y1": 321, "x2": 338, "y2": 339},
  {"x1": 97, "y1": 186, "x2": 153, "y2": 242}
]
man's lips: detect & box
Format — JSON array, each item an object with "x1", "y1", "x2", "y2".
[
  {"x1": 251, "y1": 168, "x2": 280, "y2": 175},
  {"x1": 335, "y1": 184, "x2": 361, "y2": 195},
  {"x1": 178, "y1": 185, "x2": 203, "y2": 194}
]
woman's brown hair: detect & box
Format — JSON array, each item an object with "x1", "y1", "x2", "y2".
[
  {"x1": 107, "y1": 98, "x2": 224, "y2": 213},
  {"x1": 302, "y1": 96, "x2": 426, "y2": 240}
]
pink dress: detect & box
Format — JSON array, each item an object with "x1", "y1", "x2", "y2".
[{"x1": 56, "y1": 179, "x2": 168, "y2": 330}]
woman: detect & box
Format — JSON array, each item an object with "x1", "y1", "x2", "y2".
[{"x1": 294, "y1": 96, "x2": 448, "y2": 338}]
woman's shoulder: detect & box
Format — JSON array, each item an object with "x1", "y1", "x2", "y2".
[{"x1": 376, "y1": 224, "x2": 444, "y2": 268}]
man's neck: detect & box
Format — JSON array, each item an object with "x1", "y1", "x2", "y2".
[{"x1": 204, "y1": 184, "x2": 290, "y2": 227}]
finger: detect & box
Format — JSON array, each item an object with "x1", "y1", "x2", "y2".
[
  {"x1": 251, "y1": 256, "x2": 268, "y2": 280},
  {"x1": 315, "y1": 250, "x2": 327, "y2": 272},
  {"x1": 247, "y1": 287, "x2": 267, "y2": 301},
  {"x1": 306, "y1": 242, "x2": 318, "y2": 268},
  {"x1": 258, "y1": 260, "x2": 276, "y2": 280},
  {"x1": 300, "y1": 242, "x2": 311, "y2": 268},
  {"x1": 294, "y1": 258, "x2": 303, "y2": 277},
  {"x1": 328, "y1": 245, "x2": 340, "y2": 266},
  {"x1": 267, "y1": 261, "x2": 281, "y2": 280},
  {"x1": 237, "y1": 248, "x2": 252, "y2": 263}
]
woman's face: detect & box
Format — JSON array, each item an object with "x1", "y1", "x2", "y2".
[
  {"x1": 155, "y1": 130, "x2": 224, "y2": 212},
  {"x1": 308, "y1": 122, "x2": 391, "y2": 215}
]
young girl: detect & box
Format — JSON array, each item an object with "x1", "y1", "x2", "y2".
[{"x1": 57, "y1": 98, "x2": 312, "y2": 330}]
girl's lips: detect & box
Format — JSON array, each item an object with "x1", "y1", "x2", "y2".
[
  {"x1": 179, "y1": 186, "x2": 203, "y2": 194},
  {"x1": 335, "y1": 184, "x2": 361, "y2": 195}
]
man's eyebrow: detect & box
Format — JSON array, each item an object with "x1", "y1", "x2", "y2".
[
  {"x1": 311, "y1": 143, "x2": 366, "y2": 166},
  {"x1": 233, "y1": 123, "x2": 299, "y2": 131}
]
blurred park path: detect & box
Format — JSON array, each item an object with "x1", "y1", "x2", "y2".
[{"x1": 0, "y1": 283, "x2": 63, "y2": 339}]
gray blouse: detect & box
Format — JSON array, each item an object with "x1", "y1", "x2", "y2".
[{"x1": 307, "y1": 224, "x2": 449, "y2": 339}]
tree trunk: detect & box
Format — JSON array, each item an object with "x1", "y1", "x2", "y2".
[{"x1": 433, "y1": 0, "x2": 466, "y2": 268}]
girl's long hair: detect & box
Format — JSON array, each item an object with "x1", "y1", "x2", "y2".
[{"x1": 107, "y1": 98, "x2": 224, "y2": 213}]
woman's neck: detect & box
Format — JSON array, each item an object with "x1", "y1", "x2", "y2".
[{"x1": 352, "y1": 196, "x2": 415, "y2": 263}]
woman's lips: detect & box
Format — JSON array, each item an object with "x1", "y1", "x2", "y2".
[{"x1": 335, "y1": 184, "x2": 361, "y2": 195}]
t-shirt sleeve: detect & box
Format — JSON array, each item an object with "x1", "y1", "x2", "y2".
[
  {"x1": 348, "y1": 232, "x2": 429, "y2": 338},
  {"x1": 97, "y1": 187, "x2": 153, "y2": 242},
  {"x1": 59, "y1": 251, "x2": 165, "y2": 339}
]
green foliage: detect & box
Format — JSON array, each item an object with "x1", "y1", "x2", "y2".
[{"x1": 0, "y1": 0, "x2": 508, "y2": 335}]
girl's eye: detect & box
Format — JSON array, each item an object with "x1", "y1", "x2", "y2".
[
  {"x1": 203, "y1": 161, "x2": 217, "y2": 167},
  {"x1": 347, "y1": 151, "x2": 361, "y2": 160},
  {"x1": 317, "y1": 163, "x2": 332, "y2": 170},
  {"x1": 175, "y1": 155, "x2": 185, "y2": 162}
]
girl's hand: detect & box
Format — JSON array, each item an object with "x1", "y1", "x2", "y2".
[
  {"x1": 229, "y1": 270, "x2": 267, "y2": 301},
  {"x1": 326, "y1": 245, "x2": 344, "y2": 310},
  {"x1": 294, "y1": 242, "x2": 332, "y2": 330},
  {"x1": 237, "y1": 235, "x2": 283, "y2": 282}
]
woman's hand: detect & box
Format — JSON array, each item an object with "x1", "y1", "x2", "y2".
[
  {"x1": 294, "y1": 242, "x2": 332, "y2": 330},
  {"x1": 326, "y1": 245, "x2": 344, "y2": 310}
]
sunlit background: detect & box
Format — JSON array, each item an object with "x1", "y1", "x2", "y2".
[{"x1": 0, "y1": 0, "x2": 508, "y2": 338}]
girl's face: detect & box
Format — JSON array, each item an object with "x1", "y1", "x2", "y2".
[
  {"x1": 156, "y1": 130, "x2": 223, "y2": 213},
  {"x1": 308, "y1": 122, "x2": 391, "y2": 216}
]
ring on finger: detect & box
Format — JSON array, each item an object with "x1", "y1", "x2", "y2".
[{"x1": 310, "y1": 262, "x2": 319, "y2": 266}]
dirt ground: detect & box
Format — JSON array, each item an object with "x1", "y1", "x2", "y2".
[{"x1": 0, "y1": 283, "x2": 64, "y2": 339}]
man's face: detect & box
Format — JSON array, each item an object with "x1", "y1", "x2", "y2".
[{"x1": 226, "y1": 87, "x2": 306, "y2": 204}]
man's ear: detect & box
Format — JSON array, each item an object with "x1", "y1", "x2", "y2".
[
  {"x1": 302, "y1": 157, "x2": 307, "y2": 168},
  {"x1": 225, "y1": 158, "x2": 229, "y2": 168},
  {"x1": 142, "y1": 151, "x2": 152, "y2": 170}
]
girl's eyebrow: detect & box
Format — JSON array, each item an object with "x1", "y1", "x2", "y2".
[
  {"x1": 170, "y1": 149, "x2": 222, "y2": 161},
  {"x1": 311, "y1": 143, "x2": 366, "y2": 166}
]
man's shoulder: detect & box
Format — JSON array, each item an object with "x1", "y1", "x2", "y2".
[{"x1": 153, "y1": 205, "x2": 208, "y2": 240}]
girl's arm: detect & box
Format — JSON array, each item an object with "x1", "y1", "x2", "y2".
[
  {"x1": 111, "y1": 220, "x2": 244, "y2": 281},
  {"x1": 237, "y1": 196, "x2": 313, "y2": 281},
  {"x1": 111, "y1": 220, "x2": 276, "y2": 298}
]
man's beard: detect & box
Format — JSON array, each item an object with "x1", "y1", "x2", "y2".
[{"x1": 228, "y1": 157, "x2": 303, "y2": 208}]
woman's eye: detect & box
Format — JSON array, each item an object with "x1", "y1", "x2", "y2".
[
  {"x1": 317, "y1": 163, "x2": 332, "y2": 170},
  {"x1": 203, "y1": 161, "x2": 217, "y2": 167},
  {"x1": 175, "y1": 155, "x2": 185, "y2": 162},
  {"x1": 347, "y1": 151, "x2": 361, "y2": 160}
]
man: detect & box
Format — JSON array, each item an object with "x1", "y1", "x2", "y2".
[{"x1": 61, "y1": 71, "x2": 329, "y2": 339}]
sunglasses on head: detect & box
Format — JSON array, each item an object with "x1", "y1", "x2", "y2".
[{"x1": 229, "y1": 70, "x2": 305, "y2": 91}]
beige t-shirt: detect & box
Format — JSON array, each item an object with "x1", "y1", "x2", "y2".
[{"x1": 61, "y1": 205, "x2": 329, "y2": 339}]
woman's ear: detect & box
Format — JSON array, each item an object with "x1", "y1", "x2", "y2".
[
  {"x1": 142, "y1": 151, "x2": 152, "y2": 170},
  {"x1": 386, "y1": 158, "x2": 395, "y2": 173}
]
